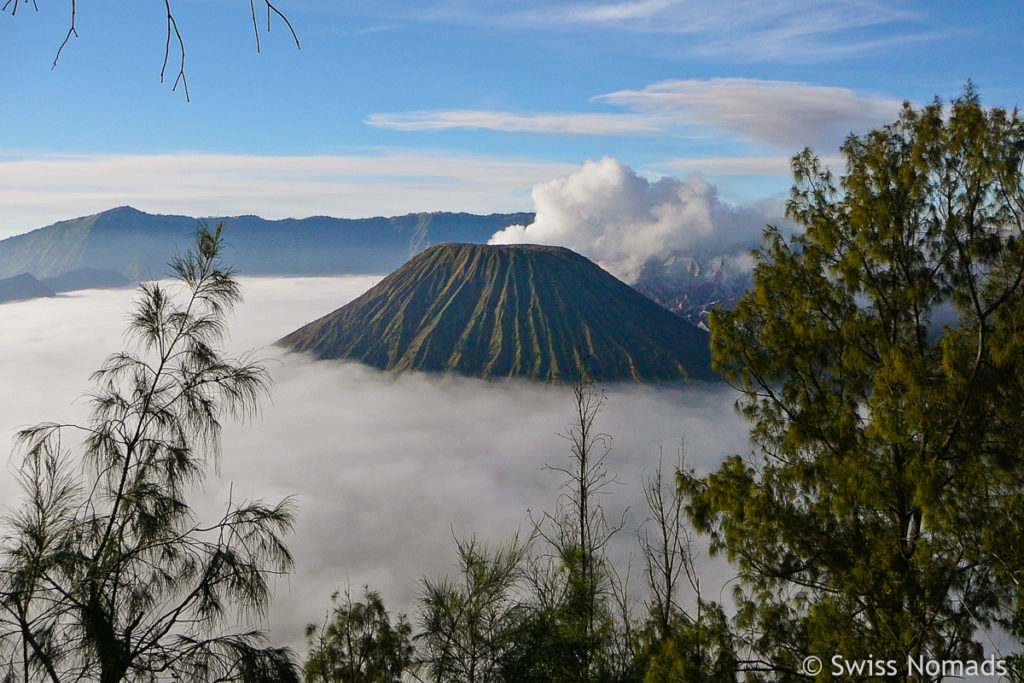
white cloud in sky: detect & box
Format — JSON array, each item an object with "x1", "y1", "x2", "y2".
[
  {"x1": 368, "y1": 78, "x2": 902, "y2": 158},
  {"x1": 597, "y1": 78, "x2": 902, "y2": 149},
  {"x1": 1, "y1": 87, "x2": 893, "y2": 241},
  {"x1": 520, "y1": 0, "x2": 908, "y2": 30},
  {"x1": 0, "y1": 152, "x2": 576, "y2": 239},
  {"x1": 663, "y1": 154, "x2": 843, "y2": 177},
  {"x1": 489, "y1": 157, "x2": 783, "y2": 282},
  {"x1": 0, "y1": 276, "x2": 747, "y2": 654},
  {"x1": 536, "y1": 0, "x2": 930, "y2": 60},
  {"x1": 366, "y1": 110, "x2": 663, "y2": 135},
  {"x1": 398, "y1": 0, "x2": 934, "y2": 62}
]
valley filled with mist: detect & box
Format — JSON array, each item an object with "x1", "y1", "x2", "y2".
[
  {"x1": 0, "y1": 275, "x2": 746, "y2": 651},
  {"x1": 6, "y1": 1, "x2": 1023, "y2": 678}
]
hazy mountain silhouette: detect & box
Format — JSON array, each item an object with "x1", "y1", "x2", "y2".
[
  {"x1": 41, "y1": 267, "x2": 131, "y2": 292},
  {"x1": 0, "y1": 206, "x2": 534, "y2": 281},
  {"x1": 0, "y1": 273, "x2": 56, "y2": 303}
]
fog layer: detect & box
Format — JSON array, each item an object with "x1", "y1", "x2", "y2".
[{"x1": 0, "y1": 276, "x2": 749, "y2": 651}]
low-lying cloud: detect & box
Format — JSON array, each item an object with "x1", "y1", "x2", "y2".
[
  {"x1": 0, "y1": 276, "x2": 749, "y2": 654},
  {"x1": 489, "y1": 156, "x2": 783, "y2": 282}
]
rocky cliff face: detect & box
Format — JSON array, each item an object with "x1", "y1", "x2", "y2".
[{"x1": 633, "y1": 252, "x2": 753, "y2": 329}]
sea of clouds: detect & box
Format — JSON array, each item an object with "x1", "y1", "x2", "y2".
[{"x1": 0, "y1": 275, "x2": 750, "y2": 654}]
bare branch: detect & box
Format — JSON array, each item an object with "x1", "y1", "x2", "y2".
[
  {"x1": 265, "y1": 0, "x2": 300, "y2": 49},
  {"x1": 249, "y1": 0, "x2": 260, "y2": 53},
  {"x1": 51, "y1": 0, "x2": 76, "y2": 69},
  {"x1": 12, "y1": 1, "x2": 299, "y2": 99},
  {"x1": 161, "y1": 0, "x2": 189, "y2": 102}
]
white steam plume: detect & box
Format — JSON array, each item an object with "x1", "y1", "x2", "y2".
[{"x1": 489, "y1": 156, "x2": 784, "y2": 282}]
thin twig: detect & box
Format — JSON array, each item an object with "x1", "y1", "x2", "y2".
[
  {"x1": 28, "y1": 0, "x2": 297, "y2": 100},
  {"x1": 265, "y1": 0, "x2": 300, "y2": 48},
  {"x1": 249, "y1": 0, "x2": 260, "y2": 53},
  {"x1": 160, "y1": 0, "x2": 189, "y2": 102},
  {"x1": 52, "y1": 0, "x2": 77, "y2": 69}
]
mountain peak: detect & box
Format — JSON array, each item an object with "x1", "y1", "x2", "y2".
[
  {"x1": 277, "y1": 243, "x2": 715, "y2": 383},
  {"x1": 0, "y1": 272, "x2": 56, "y2": 303}
]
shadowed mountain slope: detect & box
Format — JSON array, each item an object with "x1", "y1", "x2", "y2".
[
  {"x1": 278, "y1": 243, "x2": 716, "y2": 383},
  {"x1": 41, "y1": 267, "x2": 131, "y2": 292}
]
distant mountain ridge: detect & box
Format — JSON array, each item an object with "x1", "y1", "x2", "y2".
[
  {"x1": 278, "y1": 243, "x2": 715, "y2": 383},
  {"x1": 0, "y1": 206, "x2": 535, "y2": 283},
  {"x1": 1, "y1": 207, "x2": 755, "y2": 323},
  {"x1": 634, "y1": 252, "x2": 753, "y2": 329},
  {"x1": 0, "y1": 273, "x2": 56, "y2": 303}
]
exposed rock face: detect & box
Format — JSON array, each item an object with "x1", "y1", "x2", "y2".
[{"x1": 633, "y1": 253, "x2": 753, "y2": 329}]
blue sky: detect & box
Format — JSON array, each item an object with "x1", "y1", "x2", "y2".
[{"x1": 1, "y1": 0, "x2": 1022, "y2": 237}]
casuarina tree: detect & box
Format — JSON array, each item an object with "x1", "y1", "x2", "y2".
[
  {"x1": 0, "y1": 225, "x2": 298, "y2": 682},
  {"x1": 684, "y1": 87, "x2": 1024, "y2": 679}
]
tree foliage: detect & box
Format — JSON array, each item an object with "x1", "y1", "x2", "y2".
[
  {"x1": 305, "y1": 587, "x2": 413, "y2": 683},
  {"x1": 0, "y1": 225, "x2": 298, "y2": 682},
  {"x1": 639, "y1": 602, "x2": 736, "y2": 683},
  {"x1": 531, "y1": 362, "x2": 632, "y2": 683},
  {"x1": 305, "y1": 361, "x2": 736, "y2": 683},
  {"x1": 686, "y1": 87, "x2": 1024, "y2": 677},
  {"x1": 636, "y1": 450, "x2": 736, "y2": 683},
  {"x1": 417, "y1": 536, "x2": 531, "y2": 683},
  {"x1": 409, "y1": 363, "x2": 640, "y2": 683}
]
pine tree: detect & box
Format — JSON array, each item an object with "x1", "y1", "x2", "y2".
[
  {"x1": 685, "y1": 88, "x2": 1024, "y2": 679},
  {"x1": 0, "y1": 225, "x2": 298, "y2": 682}
]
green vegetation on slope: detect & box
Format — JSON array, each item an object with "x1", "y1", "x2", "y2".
[{"x1": 278, "y1": 243, "x2": 715, "y2": 383}]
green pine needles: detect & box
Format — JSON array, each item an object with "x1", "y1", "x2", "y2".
[
  {"x1": 0, "y1": 225, "x2": 298, "y2": 682},
  {"x1": 687, "y1": 87, "x2": 1024, "y2": 679}
]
